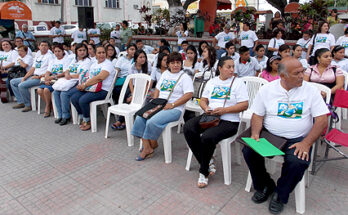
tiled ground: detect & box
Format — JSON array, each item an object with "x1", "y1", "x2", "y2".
[{"x1": 0, "y1": 102, "x2": 347, "y2": 215}]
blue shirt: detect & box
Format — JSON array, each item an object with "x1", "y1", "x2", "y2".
[{"x1": 16, "y1": 31, "x2": 36, "y2": 49}]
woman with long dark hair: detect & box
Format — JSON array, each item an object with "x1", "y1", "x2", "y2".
[{"x1": 183, "y1": 45, "x2": 201, "y2": 78}]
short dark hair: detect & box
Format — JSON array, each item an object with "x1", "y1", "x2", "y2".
[
  {"x1": 239, "y1": 46, "x2": 249, "y2": 55},
  {"x1": 15, "y1": 37, "x2": 23, "y2": 41},
  {"x1": 40, "y1": 40, "x2": 50, "y2": 46},
  {"x1": 345, "y1": 27, "x2": 348, "y2": 35},
  {"x1": 278, "y1": 44, "x2": 290, "y2": 53},
  {"x1": 243, "y1": 22, "x2": 250, "y2": 27},
  {"x1": 55, "y1": 21, "x2": 61, "y2": 24},
  {"x1": 225, "y1": 41, "x2": 234, "y2": 49},
  {"x1": 272, "y1": 28, "x2": 283, "y2": 38},
  {"x1": 159, "y1": 45, "x2": 170, "y2": 54},
  {"x1": 255, "y1": 44, "x2": 265, "y2": 52},
  {"x1": 122, "y1": 20, "x2": 128, "y2": 27},
  {"x1": 181, "y1": 41, "x2": 189, "y2": 45},
  {"x1": 135, "y1": 39, "x2": 143, "y2": 44},
  {"x1": 167, "y1": 52, "x2": 183, "y2": 68},
  {"x1": 126, "y1": 43, "x2": 137, "y2": 51},
  {"x1": 314, "y1": 48, "x2": 330, "y2": 65}
]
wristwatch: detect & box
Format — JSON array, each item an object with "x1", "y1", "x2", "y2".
[{"x1": 171, "y1": 103, "x2": 175, "y2": 108}]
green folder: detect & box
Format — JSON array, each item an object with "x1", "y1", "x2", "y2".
[{"x1": 242, "y1": 137, "x2": 285, "y2": 157}]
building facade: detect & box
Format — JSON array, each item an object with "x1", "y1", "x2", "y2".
[{"x1": 16, "y1": 0, "x2": 151, "y2": 28}]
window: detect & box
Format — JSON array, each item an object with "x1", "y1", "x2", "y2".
[
  {"x1": 38, "y1": 0, "x2": 59, "y2": 4},
  {"x1": 105, "y1": 0, "x2": 120, "y2": 8},
  {"x1": 75, "y1": 0, "x2": 91, "y2": 6}
]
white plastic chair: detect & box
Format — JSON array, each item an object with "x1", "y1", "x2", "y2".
[
  {"x1": 90, "y1": 70, "x2": 119, "y2": 133},
  {"x1": 185, "y1": 120, "x2": 243, "y2": 185},
  {"x1": 339, "y1": 71, "x2": 348, "y2": 121},
  {"x1": 118, "y1": 51, "x2": 127, "y2": 58},
  {"x1": 245, "y1": 156, "x2": 309, "y2": 214},
  {"x1": 37, "y1": 93, "x2": 58, "y2": 119},
  {"x1": 105, "y1": 73, "x2": 151, "y2": 146},
  {"x1": 239, "y1": 77, "x2": 269, "y2": 128},
  {"x1": 71, "y1": 103, "x2": 79, "y2": 124},
  {"x1": 30, "y1": 86, "x2": 39, "y2": 111}
]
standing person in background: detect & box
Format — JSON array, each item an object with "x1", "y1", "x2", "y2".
[
  {"x1": 174, "y1": 23, "x2": 189, "y2": 51},
  {"x1": 87, "y1": 23, "x2": 101, "y2": 46},
  {"x1": 267, "y1": 29, "x2": 285, "y2": 56},
  {"x1": 213, "y1": 24, "x2": 235, "y2": 59},
  {"x1": 239, "y1": 22, "x2": 258, "y2": 56},
  {"x1": 49, "y1": 21, "x2": 65, "y2": 44},
  {"x1": 110, "y1": 24, "x2": 122, "y2": 50},
  {"x1": 16, "y1": 24, "x2": 36, "y2": 51},
  {"x1": 71, "y1": 26, "x2": 87, "y2": 44},
  {"x1": 120, "y1": 21, "x2": 133, "y2": 51},
  {"x1": 327, "y1": 9, "x2": 340, "y2": 26},
  {"x1": 296, "y1": 31, "x2": 311, "y2": 59},
  {"x1": 209, "y1": 20, "x2": 220, "y2": 37}
]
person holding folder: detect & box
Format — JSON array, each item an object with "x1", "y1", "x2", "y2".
[{"x1": 242, "y1": 57, "x2": 329, "y2": 214}]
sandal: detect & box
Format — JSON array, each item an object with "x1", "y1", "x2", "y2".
[
  {"x1": 208, "y1": 157, "x2": 216, "y2": 176},
  {"x1": 197, "y1": 173, "x2": 208, "y2": 188},
  {"x1": 111, "y1": 121, "x2": 121, "y2": 130},
  {"x1": 43, "y1": 112, "x2": 51, "y2": 118},
  {"x1": 81, "y1": 122, "x2": 91, "y2": 131},
  {"x1": 116, "y1": 124, "x2": 126, "y2": 130},
  {"x1": 135, "y1": 151, "x2": 154, "y2": 161}
]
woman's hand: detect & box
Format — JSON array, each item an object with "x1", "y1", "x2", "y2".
[
  {"x1": 31, "y1": 76, "x2": 40, "y2": 79},
  {"x1": 204, "y1": 106, "x2": 212, "y2": 114},
  {"x1": 65, "y1": 73, "x2": 71, "y2": 80},
  {"x1": 211, "y1": 107, "x2": 225, "y2": 116},
  {"x1": 44, "y1": 80, "x2": 50, "y2": 86},
  {"x1": 321, "y1": 91, "x2": 327, "y2": 99},
  {"x1": 76, "y1": 84, "x2": 84, "y2": 91},
  {"x1": 163, "y1": 103, "x2": 174, "y2": 110}
]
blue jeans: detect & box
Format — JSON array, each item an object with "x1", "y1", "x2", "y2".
[
  {"x1": 131, "y1": 109, "x2": 181, "y2": 140},
  {"x1": 249, "y1": 47, "x2": 254, "y2": 57},
  {"x1": 53, "y1": 86, "x2": 79, "y2": 119},
  {"x1": 10, "y1": 77, "x2": 40, "y2": 107},
  {"x1": 216, "y1": 48, "x2": 226, "y2": 60},
  {"x1": 70, "y1": 90, "x2": 107, "y2": 122}
]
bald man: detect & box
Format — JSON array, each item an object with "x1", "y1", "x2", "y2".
[{"x1": 242, "y1": 57, "x2": 328, "y2": 214}]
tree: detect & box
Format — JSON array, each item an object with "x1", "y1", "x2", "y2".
[
  {"x1": 265, "y1": 0, "x2": 300, "y2": 15},
  {"x1": 327, "y1": 0, "x2": 348, "y2": 7}
]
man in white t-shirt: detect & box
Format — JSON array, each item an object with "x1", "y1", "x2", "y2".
[
  {"x1": 243, "y1": 57, "x2": 328, "y2": 214},
  {"x1": 87, "y1": 23, "x2": 101, "y2": 45},
  {"x1": 10, "y1": 41, "x2": 53, "y2": 112},
  {"x1": 213, "y1": 24, "x2": 236, "y2": 59},
  {"x1": 71, "y1": 26, "x2": 87, "y2": 44},
  {"x1": 135, "y1": 39, "x2": 154, "y2": 54},
  {"x1": 296, "y1": 31, "x2": 311, "y2": 59},
  {"x1": 49, "y1": 21, "x2": 66, "y2": 44},
  {"x1": 239, "y1": 22, "x2": 258, "y2": 56},
  {"x1": 234, "y1": 46, "x2": 261, "y2": 77},
  {"x1": 110, "y1": 24, "x2": 121, "y2": 49}
]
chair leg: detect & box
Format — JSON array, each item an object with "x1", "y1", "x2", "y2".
[
  {"x1": 343, "y1": 108, "x2": 347, "y2": 120},
  {"x1": 125, "y1": 115, "x2": 134, "y2": 147},
  {"x1": 90, "y1": 104, "x2": 97, "y2": 133},
  {"x1": 234, "y1": 142, "x2": 242, "y2": 165},
  {"x1": 295, "y1": 173, "x2": 306, "y2": 214},
  {"x1": 185, "y1": 149, "x2": 193, "y2": 171},
  {"x1": 71, "y1": 104, "x2": 78, "y2": 125},
  {"x1": 37, "y1": 95, "x2": 41, "y2": 114},
  {"x1": 162, "y1": 126, "x2": 172, "y2": 164},
  {"x1": 30, "y1": 88, "x2": 37, "y2": 111},
  {"x1": 220, "y1": 140, "x2": 232, "y2": 185},
  {"x1": 335, "y1": 108, "x2": 342, "y2": 130},
  {"x1": 139, "y1": 139, "x2": 143, "y2": 151},
  {"x1": 105, "y1": 109, "x2": 111, "y2": 139},
  {"x1": 245, "y1": 171, "x2": 252, "y2": 192},
  {"x1": 51, "y1": 94, "x2": 58, "y2": 119}
]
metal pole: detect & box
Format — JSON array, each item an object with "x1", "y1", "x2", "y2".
[{"x1": 61, "y1": 0, "x2": 64, "y2": 23}]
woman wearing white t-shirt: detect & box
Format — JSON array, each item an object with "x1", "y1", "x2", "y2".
[
  {"x1": 71, "y1": 46, "x2": 116, "y2": 131},
  {"x1": 331, "y1": 45, "x2": 348, "y2": 73},
  {"x1": 183, "y1": 56, "x2": 249, "y2": 188},
  {"x1": 131, "y1": 52, "x2": 194, "y2": 161},
  {"x1": 336, "y1": 28, "x2": 348, "y2": 58},
  {"x1": 150, "y1": 53, "x2": 168, "y2": 89},
  {"x1": 292, "y1": 45, "x2": 308, "y2": 69},
  {"x1": 197, "y1": 46, "x2": 218, "y2": 78},
  {"x1": 0, "y1": 40, "x2": 16, "y2": 72},
  {"x1": 183, "y1": 45, "x2": 201, "y2": 79},
  {"x1": 307, "y1": 21, "x2": 335, "y2": 65},
  {"x1": 37, "y1": 45, "x2": 70, "y2": 118},
  {"x1": 87, "y1": 44, "x2": 97, "y2": 63},
  {"x1": 106, "y1": 44, "x2": 118, "y2": 68},
  {"x1": 175, "y1": 23, "x2": 188, "y2": 51},
  {"x1": 53, "y1": 43, "x2": 92, "y2": 125},
  {"x1": 267, "y1": 29, "x2": 285, "y2": 56}
]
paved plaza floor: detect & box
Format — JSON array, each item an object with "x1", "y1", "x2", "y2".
[{"x1": 0, "y1": 102, "x2": 347, "y2": 215}]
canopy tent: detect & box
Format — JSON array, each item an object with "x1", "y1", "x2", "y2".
[
  {"x1": 0, "y1": 1, "x2": 32, "y2": 20},
  {"x1": 217, "y1": 0, "x2": 232, "y2": 10}
]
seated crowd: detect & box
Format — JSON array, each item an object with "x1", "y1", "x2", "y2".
[{"x1": 0, "y1": 20, "x2": 346, "y2": 214}]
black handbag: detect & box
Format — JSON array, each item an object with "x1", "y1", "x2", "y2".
[
  {"x1": 265, "y1": 38, "x2": 276, "y2": 58},
  {"x1": 199, "y1": 76, "x2": 236, "y2": 129},
  {"x1": 7, "y1": 66, "x2": 27, "y2": 79},
  {"x1": 135, "y1": 73, "x2": 184, "y2": 119},
  {"x1": 192, "y1": 67, "x2": 214, "y2": 99}
]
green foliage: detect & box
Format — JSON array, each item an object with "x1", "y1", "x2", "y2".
[
  {"x1": 298, "y1": 0, "x2": 329, "y2": 22},
  {"x1": 327, "y1": 0, "x2": 348, "y2": 7},
  {"x1": 100, "y1": 28, "x2": 113, "y2": 42}
]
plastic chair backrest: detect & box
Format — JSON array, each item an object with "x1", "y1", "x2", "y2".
[
  {"x1": 118, "y1": 51, "x2": 127, "y2": 58},
  {"x1": 333, "y1": 89, "x2": 348, "y2": 108},
  {"x1": 309, "y1": 82, "x2": 331, "y2": 104},
  {"x1": 118, "y1": 73, "x2": 151, "y2": 105},
  {"x1": 342, "y1": 71, "x2": 348, "y2": 90},
  {"x1": 147, "y1": 54, "x2": 156, "y2": 63},
  {"x1": 104, "y1": 69, "x2": 119, "y2": 101},
  {"x1": 239, "y1": 76, "x2": 269, "y2": 108}
]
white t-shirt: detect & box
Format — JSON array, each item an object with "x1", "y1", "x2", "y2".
[
  {"x1": 309, "y1": 33, "x2": 335, "y2": 56},
  {"x1": 0, "y1": 50, "x2": 15, "y2": 67},
  {"x1": 128, "y1": 63, "x2": 152, "y2": 75},
  {"x1": 88, "y1": 28, "x2": 101, "y2": 44},
  {"x1": 256, "y1": 56, "x2": 268, "y2": 70},
  {"x1": 71, "y1": 30, "x2": 87, "y2": 43},
  {"x1": 251, "y1": 79, "x2": 329, "y2": 139},
  {"x1": 183, "y1": 61, "x2": 202, "y2": 78},
  {"x1": 331, "y1": 59, "x2": 348, "y2": 73},
  {"x1": 143, "y1": 45, "x2": 154, "y2": 54},
  {"x1": 240, "y1": 30, "x2": 258, "y2": 48},
  {"x1": 151, "y1": 67, "x2": 163, "y2": 82},
  {"x1": 66, "y1": 57, "x2": 92, "y2": 76},
  {"x1": 33, "y1": 52, "x2": 54, "y2": 76},
  {"x1": 300, "y1": 58, "x2": 309, "y2": 69},
  {"x1": 215, "y1": 32, "x2": 235, "y2": 49},
  {"x1": 111, "y1": 58, "x2": 118, "y2": 68},
  {"x1": 202, "y1": 77, "x2": 249, "y2": 122},
  {"x1": 115, "y1": 55, "x2": 133, "y2": 77},
  {"x1": 156, "y1": 70, "x2": 194, "y2": 111},
  {"x1": 176, "y1": 30, "x2": 189, "y2": 45},
  {"x1": 88, "y1": 59, "x2": 115, "y2": 91},
  {"x1": 14, "y1": 54, "x2": 33, "y2": 72},
  {"x1": 234, "y1": 57, "x2": 261, "y2": 77},
  {"x1": 196, "y1": 61, "x2": 218, "y2": 78},
  {"x1": 47, "y1": 55, "x2": 71, "y2": 75},
  {"x1": 336, "y1": 35, "x2": 348, "y2": 56},
  {"x1": 296, "y1": 38, "x2": 311, "y2": 59},
  {"x1": 268, "y1": 38, "x2": 285, "y2": 56},
  {"x1": 13, "y1": 47, "x2": 32, "y2": 59},
  {"x1": 221, "y1": 52, "x2": 240, "y2": 62},
  {"x1": 110, "y1": 30, "x2": 121, "y2": 43},
  {"x1": 50, "y1": 26, "x2": 65, "y2": 44}
]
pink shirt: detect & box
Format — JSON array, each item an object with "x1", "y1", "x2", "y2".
[
  {"x1": 260, "y1": 70, "x2": 280, "y2": 82},
  {"x1": 305, "y1": 65, "x2": 343, "y2": 84}
]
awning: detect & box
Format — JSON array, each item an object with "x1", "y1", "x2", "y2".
[
  {"x1": 217, "y1": 0, "x2": 232, "y2": 10},
  {"x1": 0, "y1": 1, "x2": 32, "y2": 20}
]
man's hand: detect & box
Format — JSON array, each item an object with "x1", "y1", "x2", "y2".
[
  {"x1": 204, "y1": 106, "x2": 212, "y2": 114},
  {"x1": 289, "y1": 141, "x2": 311, "y2": 161},
  {"x1": 250, "y1": 134, "x2": 260, "y2": 142},
  {"x1": 31, "y1": 76, "x2": 40, "y2": 79}
]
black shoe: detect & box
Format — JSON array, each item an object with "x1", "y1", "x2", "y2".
[
  {"x1": 251, "y1": 183, "x2": 275, "y2": 204},
  {"x1": 55, "y1": 118, "x2": 62, "y2": 124},
  {"x1": 59, "y1": 118, "x2": 70, "y2": 126},
  {"x1": 269, "y1": 192, "x2": 284, "y2": 214}
]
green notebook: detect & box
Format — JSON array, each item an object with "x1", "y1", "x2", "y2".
[{"x1": 242, "y1": 137, "x2": 285, "y2": 157}]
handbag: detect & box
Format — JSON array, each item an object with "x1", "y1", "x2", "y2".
[
  {"x1": 265, "y1": 38, "x2": 276, "y2": 58},
  {"x1": 7, "y1": 66, "x2": 26, "y2": 79},
  {"x1": 192, "y1": 67, "x2": 214, "y2": 99},
  {"x1": 308, "y1": 33, "x2": 317, "y2": 66},
  {"x1": 135, "y1": 73, "x2": 184, "y2": 119},
  {"x1": 199, "y1": 76, "x2": 236, "y2": 129},
  {"x1": 52, "y1": 78, "x2": 78, "y2": 91}
]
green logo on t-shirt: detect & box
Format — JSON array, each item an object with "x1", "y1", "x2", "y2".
[
  {"x1": 211, "y1": 86, "x2": 231, "y2": 100},
  {"x1": 160, "y1": 79, "x2": 176, "y2": 92},
  {"x1": 277, "y1": 102, "x2": 303, "y2": 118}
]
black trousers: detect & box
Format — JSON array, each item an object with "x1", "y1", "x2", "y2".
[
  {"x1": 184, "y1": 115, "x2": 239, "y2": 177},
  {"x1": 242, "y1": 136, "x2": 311, "y2": 204}
]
